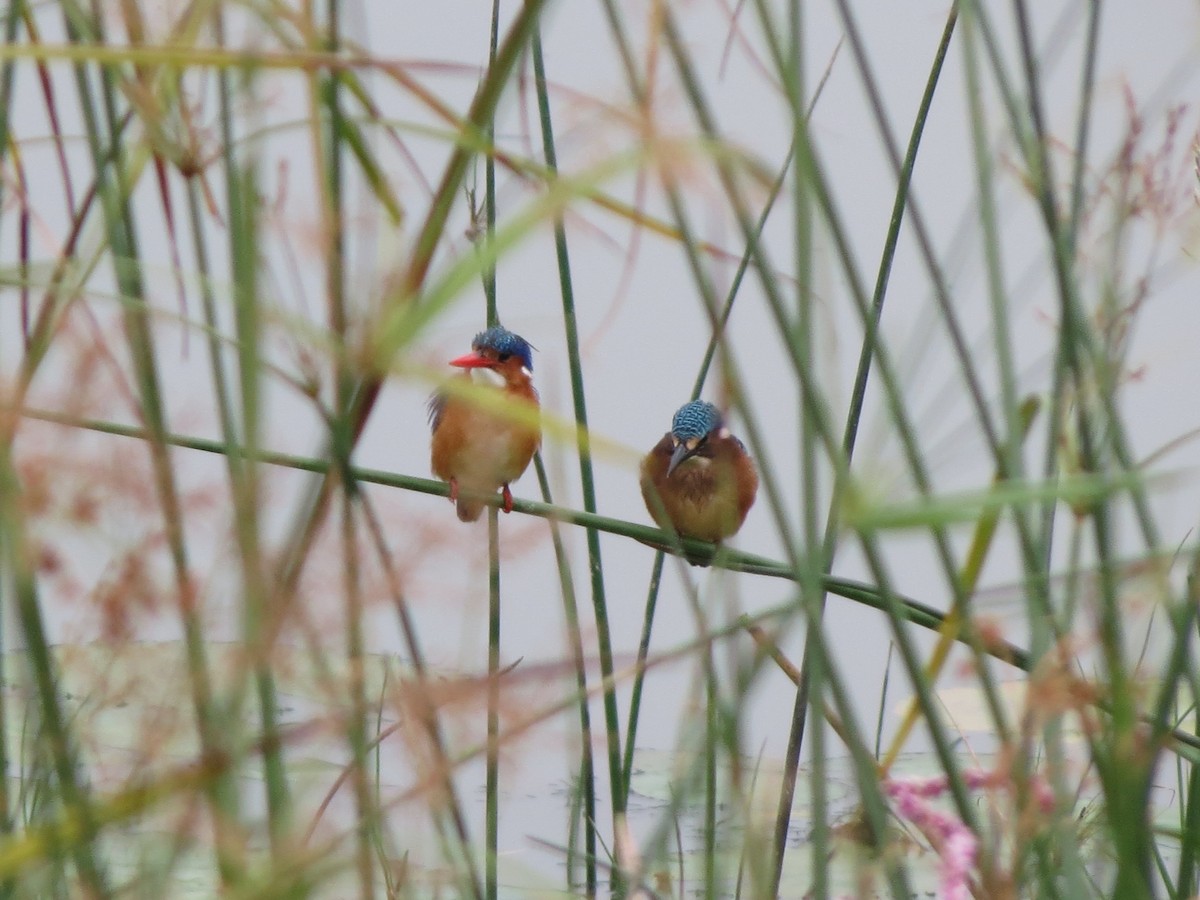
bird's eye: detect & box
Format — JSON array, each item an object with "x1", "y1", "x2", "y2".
[{"x1": 497, "y1": 352, "x2": 512, "y2": 362}]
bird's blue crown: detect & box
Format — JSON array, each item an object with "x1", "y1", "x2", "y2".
[
  {"x1": 474, "y1": 326, "x2": 534, "y2": 372},
  {"x1": 671, "y1": 401, "x2": 722, "y2": 440}
]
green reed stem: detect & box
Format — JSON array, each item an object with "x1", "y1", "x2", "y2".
[
  {"x1": 1179, "y1": 570, "x2": 1200, "y2": 898},
  {"x1": 813, "y1": 8, "x2": 1031, "y2": 801},
  {"x1": 530, "y1": 27, "x2": 625, "y2": 880},
  {"x1": 59, "y1": 5, "x2": 226, "y2": 889},
  {"x1": 743, "y1": 0, "x2": 994, "y2": 838},
  {"x1": 238, "y1": 194, "x2": 295, "y2": 863},
  {"x1": 316, "y1": 0, "x2": 374, "y2": 859},
  {"x1": 339, "y1": 492, "x2": 375, "y2": 899},
  {"x1": 1010, "y1": 3, "x2": 1152, "y2": 890},
  {"x1": 622, "y1": 551, "x2": 664, "y2": 792},
  {"x1": 483, "y1": 5, "x2": 502, "y2": 898},
  {"x1": 659, "y1": 3, "x2": 1038, "y2": 885},
  {"x1": 0, "y1": 0, "x2": 18, "y2": 218},
  {"x1": 587, "y1": 22, "x2": 834, "y2": 889},
  {"x1": 533, "y1": 455, "x2": 597, "y2": 897},
  {"x1": 209, "y1": 6, "x2": 293, "y2": 846},
  {"x1": 785, "y1": 2, "x2": 828, "y2": 894},
  {"x1": 184, "y1": 168, "x2": 250, "y2": 887},
  {"x1": 0, "y1": 448, "x2": 107, "y2": 892},
  {"x1": 958, "y1": 18, "x2": 1083, "y2": 889},
  {"x1": 619, "y1": 42, "x2": 827, "y2": 843},
  {"x1": 619, "y1": 137, "x2": 795, "y2": 828},
  {"x1": 486, "y1": 505, "x2": 500, "y2": 900},
  {"x1": 0, "y1": 2, "x2": 20, "y2": 867}
]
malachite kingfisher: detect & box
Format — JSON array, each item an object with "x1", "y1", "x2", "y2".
[
  {"x1": 428, "y1": 326, "x2": 541, "y2": 522},
  {"x1": 640, "y1": 400, "x2": 758, "y2": 555}
]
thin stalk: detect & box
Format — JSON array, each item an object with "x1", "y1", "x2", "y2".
[
  {"x1": 958, "y1": 11, "x2": 1088, "y2": 890},
  {"x1": 784, "y1": 2, "x2": 828, "y2": 896},
  {"x1": 970, "y1": 0, "x2": 1160, "y2": 568},
  {"x1": 0, "y1": 0, "x2": 20, "y2": 220},
  {"x1": 1146, "y1": 553, "x2": 1200, "y2": 804},
  {"x1": 1178, "y1": 570, "x2": 1200, "y2": 897},
  {"x1": 1064, "y1": 0, "x2": 1102, "y2": 253},
  {"x1": 737, "y1": 0, "x2": 993, "y2": 834},
  {"x1": 704, "y1": 677, "x2": 718, "y2": 900},
  {"x1": 0, "y1": 0, "x2": 21, "y2": 868},
  {"x1": 632, "y1": 56, "x2": 903, "y2": 871},
  {"x1": 530, "y1": 27, "x2": 625, "y2": 885},
  {"x1": 585, "y1": 6, "x2": 697, "y2": 834},
  {"x1": 792, "y1": 15, "x2": 1049, "y2": 860},
  {"x1": 341, "y1": 491, "x2": 375, "y2": 899},
  {"x1": 319, "y1": 0, "x2": 359, "y2": 714},
  {"x1": 484, "y1": 0, "x2": 499, "y2": 327},
  {"x1": 532, "y1": 455, "x2": 596, "y2": 897},
  {"x1": 58, "y1": 4, "x2": 218, "y2": 890},
  {"x1": 827, "y1": 0, "x2": 1002, "y2": 455},
  {"x1": 962, "y1": 3, "x2": 1074, "y2": 630},
  {"x1": 959, "y1": 0, "x2": 1026, "y2": 525},
  {"x1": 483, "y1": 5, "x2": 501, "y2": 899},
  {"x1": 212, "y1": 28, "x2": 292, "y2": 848},
  {"x1": 656, "y1": 0, "x2": 981, "y2": 884},
  {"x1": 0, "y1": 447, "x2": 107, "y2": 892},
  {"x1": 955, "y1": 17, "x2": 1081, "y2": 873},
  {"x1": 356, "y1": 496, "x2": 482, "y2": 898},
  {"x1": 486, "y1": 509, "x2": 500, "y2": 900},
  {"x1": 622, "y1": 552, "x2": 664, "y2": 792},
  {"x1": 663, "y1": 561, "x2": 731, "y2": 898},
  {"x1": 879, "y1": 399, "x2": 1039, "y2": 772},
  {"x1": 700, "y1": 317, "x2": 913, "y2": 900},
  {"x1": 622, "y1": 115, "x2": 798, "y2": 821},
  {"x1": 187, "y1": 20, "x2": 291, "y2": 881},
  {"x1": 183, "y1": 160, "x2": 250, "y2": 888},
  {"x1": 11, "y1": 125, "x2": 110, "y2": 401},
  {"x1": 1009, "y1": 1, "x2": 1151, "y2": 891}
]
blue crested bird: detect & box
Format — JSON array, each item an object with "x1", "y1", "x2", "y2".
[
  {"x1": 429, "y1": 326, "x2": 540, "y2": 522},
  {"x1": 640, "y1": 400, "x2": 758, "y2": 560}
]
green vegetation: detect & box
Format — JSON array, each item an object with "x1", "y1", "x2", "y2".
[{"x1": 0, "y1": 1, "x2": 1198, "y2": 897}]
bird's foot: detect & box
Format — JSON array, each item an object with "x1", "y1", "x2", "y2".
[
  {"x1": 501, "y1": 484, "x2": 514, "y2": 514},
  {"x1": 448, "y1": 477, "x2": 459, "y2": 504}
]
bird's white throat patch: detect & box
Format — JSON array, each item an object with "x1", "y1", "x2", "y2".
[{"x1": 471, "y1": 367, "x2": 507, "y2": 388}]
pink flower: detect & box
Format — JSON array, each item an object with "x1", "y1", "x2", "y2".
[
  {"x1": 882, "y1": 764, "x2": 1055, "y2": 897},
  {"x1": 885, "y1": 777, "x2": 978, "y2": 899}
]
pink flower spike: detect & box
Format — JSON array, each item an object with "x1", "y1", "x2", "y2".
[
  {"x1": 883, "y1": 775, "x2": 978, "y2": 900},
  {"x1": 940, "y1": 829, "x2": 978, "y2": 900},
  {"x1": 884, "y1": 773, "x2": 950, "y2": 800},
  {"x1": 883, "y1": 763, "x2": 1056, "y2": 898}
]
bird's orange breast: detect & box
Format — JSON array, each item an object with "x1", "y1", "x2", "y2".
[
  {"x1": 639, "y1": 435, "x2": 756, "y2": 543},
  {"x1": 431, "y1": 380, "x2": 540, "y2": 491}
]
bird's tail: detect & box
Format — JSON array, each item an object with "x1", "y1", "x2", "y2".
[{"x1": 456, "y1": 497, "x2": 486, "y2": 522}]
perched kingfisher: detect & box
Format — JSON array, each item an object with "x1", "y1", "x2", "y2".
[
  {"x1": 640, "y1": 400, "x2": 758, "y2": 555},
  {"x1": 429, "y1": 326, "x2": 540, "y2": 522}
]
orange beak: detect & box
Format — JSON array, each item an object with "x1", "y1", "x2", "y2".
[{"x1": 449, "y1": 352, "x2": 492, "y2": 369}]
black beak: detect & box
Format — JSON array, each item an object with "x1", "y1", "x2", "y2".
[{"x1": 667, "y1": 441, "x2": 697, "y2": 477}]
